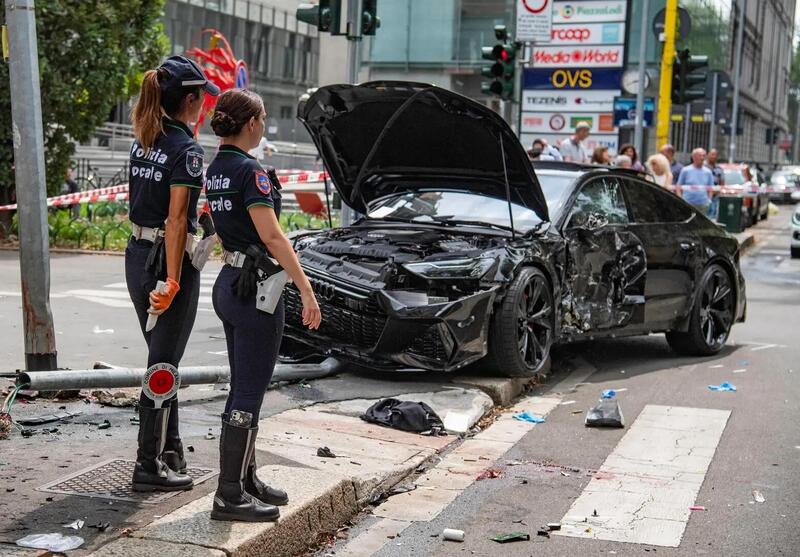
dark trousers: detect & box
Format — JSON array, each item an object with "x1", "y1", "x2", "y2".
[
  {"x1": 125, "y1": 238, "x2": 200, "y2": 408},
  {"x1": 212, "y1": 265, "x2": 284, "y2": 423}
]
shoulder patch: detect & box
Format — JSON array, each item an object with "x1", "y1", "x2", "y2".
[
  {"x1": 255, "y1": 170, "x2": 271, "y2": 195},
  {"x1": 186, "y1": 152, "x2": 203, "y2": 178}
]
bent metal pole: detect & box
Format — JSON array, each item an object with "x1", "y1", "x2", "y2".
[
  {"x1": 5, "y1": 0, "x2": 58, "y2": 370},
  {"x1": 15, "y1": 358, "x2": 344, "y2": 391}
]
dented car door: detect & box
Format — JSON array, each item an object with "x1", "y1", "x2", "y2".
[{"x1": 561, "y1": 176, "x2": 647, "y2": 333}]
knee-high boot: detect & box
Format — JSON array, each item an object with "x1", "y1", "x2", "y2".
[{"x1": 132, "y1": 405, "x2": 193, "y2": 492}]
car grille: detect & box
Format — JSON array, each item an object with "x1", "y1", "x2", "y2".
[
  {"x1": 283, "y1": 285, "x2": 386, "y2": 349},
  {"x1": 408, "y1": 326, "x2": 450, "y2": 362}
]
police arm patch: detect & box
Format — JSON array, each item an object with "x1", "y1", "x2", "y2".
[
  {"x1": 255, "y1": 170, "x2": 271, "y2": 195},
  {"x1": 186, "y1": 152, "x2": 203, "y2": 178}
]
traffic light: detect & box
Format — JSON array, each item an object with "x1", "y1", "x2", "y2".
[
  {"x1": 672, "y1": 48, "x2": 709, "y2": 105},
  {"x1": 296, "y1": 0, "x2": 342, "y2": 35},
  {"x1": 481, "y1": 25, "x2": 516, "y2": 101},
  {"x1": 362, "y1": 0, "x2": 380, "y2": 36}
]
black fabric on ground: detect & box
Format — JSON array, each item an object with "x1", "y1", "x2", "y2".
[{"x1": 360, "y1": 398, "x2": 444, "y2": 432}]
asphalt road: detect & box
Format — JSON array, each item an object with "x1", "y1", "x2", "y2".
[{"x1": 352, "y1": 207, "x2": 800, "y2": 556}]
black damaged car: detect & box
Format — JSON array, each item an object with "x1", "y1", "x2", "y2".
[{"x1": 280, "y1": 81, "x2": 746, "y2": 377}]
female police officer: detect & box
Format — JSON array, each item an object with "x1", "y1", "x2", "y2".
[
  {"x1": 127, "y1": 56, "x2": 219, "y2": 491},
  {"x1": 206, "y1": 89, "x2": 321, "y2": 522}
]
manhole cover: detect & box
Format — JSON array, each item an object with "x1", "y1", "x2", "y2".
[{"x1": 38, "y1": 459, "x2": 217, "y2": 504}]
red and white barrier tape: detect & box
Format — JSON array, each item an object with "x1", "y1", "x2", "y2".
[{"x1": 0, "y1": 171, "x2": 329, "y2": 211}]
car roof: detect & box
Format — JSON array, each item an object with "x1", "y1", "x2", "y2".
[{"x1": 532, "y1": 160, "x2": 651, "y2": 181}]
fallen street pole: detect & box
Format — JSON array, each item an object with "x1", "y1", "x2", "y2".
[{"x1": 14, "y1": 357, "x2": 345, "y2": 391}]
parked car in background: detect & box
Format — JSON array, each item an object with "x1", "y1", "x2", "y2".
[
  {"x1": 719, "y1": 163, "x2": 768, "y2": 226},
  {"x1": 281, "y1": 81, "x2": 747, "y2": 377},
  {"x1": 766, "y1": 170, "x2": 800, "y2": 203},
  {"x1": 791, "y1": 205, "x2": 800, "y2": 258}
]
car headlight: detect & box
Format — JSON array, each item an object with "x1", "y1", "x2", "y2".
[{"x1": 402, "y1": 258, "x2": 496, "y2": 279}]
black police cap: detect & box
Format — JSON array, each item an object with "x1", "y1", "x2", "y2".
[{"x1": 158, "y1": 55, "x2": 221, "y2": 96}]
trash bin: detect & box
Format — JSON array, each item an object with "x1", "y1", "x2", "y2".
[{"x1": 717, "y1": 195, "x2": 744, "y2": 233}]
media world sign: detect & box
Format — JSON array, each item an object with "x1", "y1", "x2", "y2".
[{"x1": 532, "y1": 45, "x2": 624, "y2": 67}]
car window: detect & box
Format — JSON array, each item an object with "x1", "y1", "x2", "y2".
[
  {"x1": 623, "y1": 179, "x2": 693, "y2": 223},
  {"x1": 568, "y1": 177, "x2": 629, "y2": 226}
]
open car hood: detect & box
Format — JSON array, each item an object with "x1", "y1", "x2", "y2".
[{"x1": 297, "y1": 81, "x2": 549, "y2": 221}]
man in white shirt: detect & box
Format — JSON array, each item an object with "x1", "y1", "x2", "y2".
[
  {"x1": 559, "y1": 121, "x2": 591, "y2": 163},
  {"x1": 248, "y1": 136, "x2": 271, "y2": 162}
]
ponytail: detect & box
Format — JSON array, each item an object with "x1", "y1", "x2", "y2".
[{"x1": 131, "y1": 69, "x2": 166, "y2": 150}]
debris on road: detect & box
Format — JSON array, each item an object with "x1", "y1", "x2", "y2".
[
  {"x1": 317, "y1": 446, "x2": 337, "y2": 458},
  {"x1": 442, "y1": 528, "x2": 465, "y2": 542},
  {"x1": 361, "y1": 398, "x2": 444, "y2": 433},
  {"x1": 547, "y1": 523, "x2": 561, "y2": 531},
  {"x1": 92, "y1": 325, "x2": 114, "y2": 334},
  {"x1": 708, "y1": 382, "x2": 737, "y2": 392},
  {"x1": 205, "y1": 428, "x2": 216, "y2": 440},
  {"x1": 512, "y1": 412, "x2": 546, "y2": 423},
  {"x1": 89, "y1": 390, "x2": 137, "y2": 407},
  {"x1": 0, "y1": 412, "x2": 11, "y2": 440},
  {"x1": 537, "y1": 529, "x2": 550, "y2": 538},
  {"x1": 476, "y1": 468, "x2": 502, "y2": 481},
  {"x1": 585, "y1": 397, "x2": 624, "y2": 428},
  {"x1": 62, "y1": 519, "x2": 84, "y2": 530},
  {"x1": 689, "y1": 505, "x2": 707, "y2": 511},
  {"x1": 16, "y1": 533, "x2": 84, "y2": 552},
  {"x1": 601, "y1": 389, "x2": 617, "y2": 399},
  {"x1": 490, "y1": 531, "x2": 531, "y2": 543},
  {"x1": 16, "y1": 410, "x2": 82, "y2": 426},
  {"x1": 753, "y1": 490, "x2": 766, "y2": 503},
  {"x1": 90, "y1": 521, "x2": 111, "y2": 532},
  {"x1": 97, "y1": 419, "x2": 111, "y2": 430}
]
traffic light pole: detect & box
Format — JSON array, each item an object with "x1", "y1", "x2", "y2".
[
  {"x1": 656, "y1": 0, "x2": 678, "y2": 149},
  {"x1": 729, "y1": 0, "x2": 745, "y2": 163},
  {"x1": 341, "y1": 0, "x2": 364, "y2": 226},
  {"x1": 709, "y1": 72, "x2": 718, "y2": 152},
  {"x1": 5, "y1": 0, "x2": 58, "y2": 371}
]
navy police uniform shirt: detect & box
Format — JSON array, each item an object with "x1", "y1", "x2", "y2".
[
  {"x1": 205, "y1": 145, "x2": 282, "y2": 254},
  {"x1": 128, "y1": 118, "x2": 203, "y2": 233}
]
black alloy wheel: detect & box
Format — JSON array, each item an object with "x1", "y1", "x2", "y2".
[
  {"x1": 666, "y1": 264, "x2": 735, "y2": 356},
  {"x1": 485, "y1": 267, "x2": 554, "y2": 377}
]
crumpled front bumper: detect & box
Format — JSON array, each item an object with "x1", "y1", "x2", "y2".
[{"x1": 281, "y1": 285, "x2": 499, "y2": 372}]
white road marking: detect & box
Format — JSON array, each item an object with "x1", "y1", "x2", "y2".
[
  {"x1": 709, "y1": 364, "x2": 724, "y2": 369},
  {"x1": 732, "y1": 369, "x2": 747, "y2": 373},
  {"x1": 556, "y1": 405, "x2": 730, "y2": 547},
  {"x1": 750, "y1": 344, "x2": 778, "y2": 351}
]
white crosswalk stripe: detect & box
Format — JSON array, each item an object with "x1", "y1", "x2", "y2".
[{"x1": 61, "y1": 270, "x2": 221, "y2": 310}]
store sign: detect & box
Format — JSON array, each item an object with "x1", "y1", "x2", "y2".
[
  {"x1": 532, "y1": 45, "x2": 624, "y2": 67},
  {"x1": 523, "y1": 89, "x2": 615, "y2": 112},
  {"x1": 516, "y1": 0, "x2": 553, "y2": 42},
  {"x1": 521, "y1": 111, "x2": 614, "y2": 134},
  {"x1": 552, "y1": 0, "x2": 627, "y2": 24},
  {"x1": 523, "y1": 68, "x2": 623, "y2": 90},
  {"x1": 548, "y1": 22, "x2": 625, "y2": 45},
  {"x1": 612, "y1": 97, "x2": 655, "y2": 127},
  {"x1": 520, "y1": 133, "x2": 619, "y2": 154}
]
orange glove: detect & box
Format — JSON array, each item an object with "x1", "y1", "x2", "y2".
[{"x1": 148, "y1": 277, "x2": 180, "y2": 315}]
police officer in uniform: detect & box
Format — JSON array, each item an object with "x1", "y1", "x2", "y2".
[
  {"x1": 127, "y1": 56, "x2": 219, "y2": 491},
  {"x1": 206, "y1": 89, "x2": 321, "y2": 522}
]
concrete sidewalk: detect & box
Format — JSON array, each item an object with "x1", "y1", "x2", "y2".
[
  {"x1": 70, "y1": 378, "x2": 532, "y2": 557},
  {"x1": 81, "y1": 380, "x2": 506, "y2": 557}
]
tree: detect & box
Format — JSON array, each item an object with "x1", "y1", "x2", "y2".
[{"x1": 0, "y1": 1, "x2": 168, "y2": 213}]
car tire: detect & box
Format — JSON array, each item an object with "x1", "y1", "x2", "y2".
[
  {"x1": 791, "y1": 247, "x2": 800, "y2": 259},
  {"x1": 666, "y1": 263, "x2": 735, "y2": 357},
  {"x1": 484, "y1": 267, "x2": 554, "y2": 378}
]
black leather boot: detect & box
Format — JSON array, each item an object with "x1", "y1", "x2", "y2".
[
  {"x1": 246, "y1": 448, "x2": 289, "y2": 506},
  {"x1": 162, "y1": 397, "x2": 187, "y2": 474},
  {"x1": 221, "y1": 413, "x2": 287, "y2": 506},
  {"x1": 211, "y1": 417, "x2": 280, "y2": 522},
  {"x1": 132, "y1": 405, "x2": 194, "y2": 492}
]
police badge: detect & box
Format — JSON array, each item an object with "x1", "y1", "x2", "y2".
[{"x1": 186, "y1": 152, "x2": 203, "y2": 178}]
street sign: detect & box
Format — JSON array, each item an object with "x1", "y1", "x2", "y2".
[
  {"x1": 613, "y1": 97, "x2": 655, "y2": 127},
  {"x1": 516, "y1": 0, "x2": 553, "y2": 42},
  {"x1": 523, "y1": 89, "x2": 615, "y2": 112},
  {"x1": 652, "y1": 7, "x2": 691, "y2": 40},
  {"x1": 531, "y1": 44, "x2": 624, "y2": 67}
]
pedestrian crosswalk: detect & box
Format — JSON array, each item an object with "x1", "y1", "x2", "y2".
[{"x1": 63, "y1": 270, "x2": 221, "y2": 311}]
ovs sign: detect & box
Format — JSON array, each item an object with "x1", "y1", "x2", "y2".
[{"x1": 522, "y1": 68, "x2": 623, "y2": 91}]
